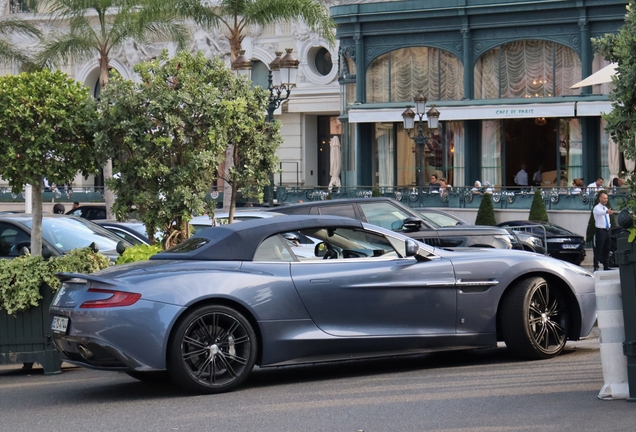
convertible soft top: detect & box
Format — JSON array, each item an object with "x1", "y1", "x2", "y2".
[{"x1": 151, "y1": 214, "x2": 364, "y2": 261}]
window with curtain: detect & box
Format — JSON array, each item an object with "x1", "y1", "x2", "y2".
[
  {"x1": 366, "y1": 47, "x2": 464, "y2": 103},
  {"x1": 559, "y1": 119, "x2": 583, "y2": 185},
  {"x1": 397, "y1": 125, "x2": 415, "y2": 186},
  {"x1": 600, "y1": 118, "x2": 615, "y2": 183},
  {"x1": 445, "y1": 122, "x2": 465, "y2": 187},
  {"x1": 474, "y1": 40, "x2": 581, "y2": 99},
  {"x1": 373, "y1": 124, "x2": 395, "y2": 188},
  {"x1": 481, "y1": 121, "x2": 503, "y2": 186}
]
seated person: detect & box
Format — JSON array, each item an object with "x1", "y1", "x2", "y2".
[
  {"x1": 439, "y1": 178, "x2": 452, "y2": 194},
  {"x1": 429, "y1": 174, "x2": 441, "y2": 192},
  {"x1": 471, "y1": 180, "x2": 482, "y2": 194},
  {"x1": 571, "y1": 178, "x2": 583, "y2": 194}
]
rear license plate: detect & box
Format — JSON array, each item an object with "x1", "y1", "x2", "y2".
[
  {"x1": 563, "y1": 244, "x2": 579, "y2": 249},
  {"x1": 51, "y1": 316, "x2": 69, "y2": 334}
]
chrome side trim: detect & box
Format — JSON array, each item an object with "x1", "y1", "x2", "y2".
[{"x1": 456, "y1": 279, "x2": 499, "y2": 287}]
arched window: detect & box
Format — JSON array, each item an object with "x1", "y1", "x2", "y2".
[
  {"x1": 366, "y1": 47, "x2": 464, "y2": 103},
  {"x1": 474, "y1": 40, "x2": 581, "y2": 99},
  {"x1": 250, "y1": 60, "x2": 270, "y2": 90}
]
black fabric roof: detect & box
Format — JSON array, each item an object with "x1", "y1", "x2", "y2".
[{"x1": 151, "y1": 215, "x2": 363, "y2": 261}]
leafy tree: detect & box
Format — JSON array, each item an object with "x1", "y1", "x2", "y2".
[
  {"x1": 528, "y1": 189, "x2": 549, "y2": 222},
  {"x1": 210, "y1": 0, "x2": 335, "y2": 60},
  {"x1": 593, "y1": 1, "x2": 636, "y2": 213},
  {"x1": 475, "y1": 192, "x2": 497, "y2": 226},
  {"x1": 209, "y1": 0, "x2": 336, "y2": 214},
  {"x1": 0, "y1": 70, "x2": 101, "y2": 256},
  {"x1": 0, "y1": 17, "x2": 41, "y2": 66},
  {"x1": 35, "y1": 0, "x2": 217, "y2": 219},
  {"x1": 94, "y1": 50, "x2": 279, "y2": 247}
]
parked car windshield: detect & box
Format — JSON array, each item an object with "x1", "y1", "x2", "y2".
[
  {"x1": 23, "y1": 217, "x2": 126, "y2": 253},
  {"x1": 359, "y1": 202, "x2": 416, "y2": 230},
  {"x1": 417, "y1": 211, "x2": 466, "y2": 228}
]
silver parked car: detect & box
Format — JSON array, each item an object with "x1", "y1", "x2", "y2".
[{"x1": 50, "y1": 215, "x2": 596, "y2": 394}]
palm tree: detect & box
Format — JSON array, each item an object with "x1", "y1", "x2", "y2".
[
  {"x1": 35, "y1": 0, "x2": 217, "y2": 218},
  {"x1": 212, "y1": 0, "x2": 336, "y2": 61},
  {"x1": 0, "y1": 17, "x2": 41, "y2": 66},
  {"x1": 208, "y1": 0, "x2": 335, "y2": 220}
]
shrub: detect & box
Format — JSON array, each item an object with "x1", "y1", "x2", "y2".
[
  {"x1": 372, "y1": 189, "x2": 382, "y2": 197},
  {"x1": 0, "y1": 248, "x2": 110, "y2": 314},
  {"x1": 475, "y1": 192, "x2": 497, "y2": 226},
  {"x1": 528, "y1": 189, "x2": 549, "y2": 222},
  {"x1": 116, "y1": 244, "x2": 163, "y2": 265}
]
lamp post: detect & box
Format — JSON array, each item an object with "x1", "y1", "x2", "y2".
[
  {"x1": 401, "y1": 93, "x2": 440, "y2": 188},
  {"x1": 231, "y1": 48, "x2": 299, "y2": 206}
]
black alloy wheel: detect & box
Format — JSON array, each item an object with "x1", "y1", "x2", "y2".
[
  {"x1": 168, "y1": 305, "x2": 257, "y2": 394},
  {"x1": 500, "y1": 277, "x2": 569, "y2": 359}
]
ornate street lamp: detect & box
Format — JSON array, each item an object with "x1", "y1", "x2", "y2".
[
  {"x1": 231, "y1": 50, "x2": 253, "y2": 79},
  {"x1": 231, "y1": 48, "x2": 299, "y2": 205},
  {"x1": 401, "y1": 93, "x2": 440, "y2": 188}
]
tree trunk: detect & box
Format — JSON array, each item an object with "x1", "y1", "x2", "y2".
[
  {"x1": 222, "y1": 145, "x2": 234, "y2": 212},
  {"x1": 100, "y1": 54, "x2": 115, "y2": 220},
  {"x1": 31, "y1": 180, "x2": 43, "y2": 256}
]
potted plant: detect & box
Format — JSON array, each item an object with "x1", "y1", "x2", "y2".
[{"x1": 0, "y1": 248, "x2": 109, "y2": 374}]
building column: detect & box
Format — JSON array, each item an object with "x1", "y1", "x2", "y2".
[
  {"x1": 582, "y1": 117, "x2": 600, "y2": 184},
  {"x1": 354, "y1": 25, "x2": 367, "y2": 187},
  {"x1": 579, "y1": 17, "x2": 592, "y2": 96},
  {"x1": 462, "y1": 26, "x2": 473, "y2": 100}
]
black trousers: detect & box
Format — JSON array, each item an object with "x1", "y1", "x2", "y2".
[{"x1": 594, "y1": 228, "x2": 612, "y2": 269}]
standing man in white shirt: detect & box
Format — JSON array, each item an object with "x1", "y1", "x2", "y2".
[
  {"x1": 592, "y1": 191, "x2": 614, "y2": 271},
  {"x1": 587, "y1": 177, "x2": 604, "y2": 196},
  {"x1": 514, "y1": 164, "x2": 528, "y2": 189}
]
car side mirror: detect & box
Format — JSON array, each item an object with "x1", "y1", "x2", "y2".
[
  {"x1": 405, "y1": 239, "x2": 428, "y2": 262},
  {"x1": 116, "y1": 240, "x2": 128, "y2": 255},
  {"x1": 402, "y1": 217, "x2": 422, "y2": 232},
  {"x1": 314, "y1": 242, "x2": 327, "y2": 258},
  {"x1": 42, "y1": 245, "x2": 53, "y2": 259}
]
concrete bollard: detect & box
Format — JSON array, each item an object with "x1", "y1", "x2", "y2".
[{"x1": 595, "y1": 270, "x2": 630, "y2": 400}]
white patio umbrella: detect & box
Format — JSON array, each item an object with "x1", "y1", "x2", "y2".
[
  {"x1": 327, "y1": 136, "x2": 342, "y2": 191},
  {"x1": 571, "y1": 63, "x2": 618, "y2": 88}
]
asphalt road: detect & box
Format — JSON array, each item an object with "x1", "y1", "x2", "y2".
[{"x1": 1, "y1": 339, "x2": 634, "y2": 432}]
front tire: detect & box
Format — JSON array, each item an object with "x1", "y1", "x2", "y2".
[
  {"x1": 167, "y1": 305, "x2": 257, "y2": 394},
  {"x1": 500, "y1": 277, "x2": 568, "y2": 359}
]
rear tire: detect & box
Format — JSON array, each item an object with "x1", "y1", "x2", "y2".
[
  {"x1": 500, "y1": 277, "x2": 568, "y2": 359},
  {"x1": 167, "y1": 305, "x2": 257, "y2": 394}
]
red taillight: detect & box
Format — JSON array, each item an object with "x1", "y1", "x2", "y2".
[{"x1": 80, "y1": 288, "x2": 141, "y2": 309}]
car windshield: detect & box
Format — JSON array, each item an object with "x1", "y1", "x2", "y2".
[
  {"x1": 359, "y1": 202, "x2": 416, "y2": 230},
  {"x1": 417, "y1": 211, "x2": 465, "y2": 228},
  {"x1": 539, "y1": 223, "x2": 575, "y2": 236},
  {"x1": 24, "y1": 217, "x2": 128, "y2": 253}
]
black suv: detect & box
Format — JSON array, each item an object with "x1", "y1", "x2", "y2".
[{"x1": 268, "y1": 197, "x2": 516, "y2": 249}]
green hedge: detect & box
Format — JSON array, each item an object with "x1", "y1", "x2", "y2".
[{"x1": 0, "y1": 248, "x2": 109, "y2": 315}]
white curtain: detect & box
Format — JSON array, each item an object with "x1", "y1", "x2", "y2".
[
  {"x1": 446, "y1": 122, "x2": 465, "y2": 187},
  {"x1": 366, "y1": 47, "x2": 464, "y2": 103},
  {"x1": 481, "y1": 121, "x2": 502, "y2": 186},
  {"x1": 608, "y1": 136, "x2": 620, "y2": 184},
  {"x1": 375, "y1": 125, "x2": 394, "y2": 187},
  {"x1": 475, "y1": 40, "x2": 581, "y2": 99}
]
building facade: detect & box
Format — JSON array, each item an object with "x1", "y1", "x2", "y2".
[{"x1": 331, "y1": 0, "x2": 628, "y2": 191}]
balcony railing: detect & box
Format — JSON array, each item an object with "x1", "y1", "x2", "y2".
[{"x1": 1, "y1": 185, "x2": 629, "y2": 212}]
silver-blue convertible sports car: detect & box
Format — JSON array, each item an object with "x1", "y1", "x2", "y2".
[{"x1": 50, "y1": 215, "x2": 596, "y2": 394}]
